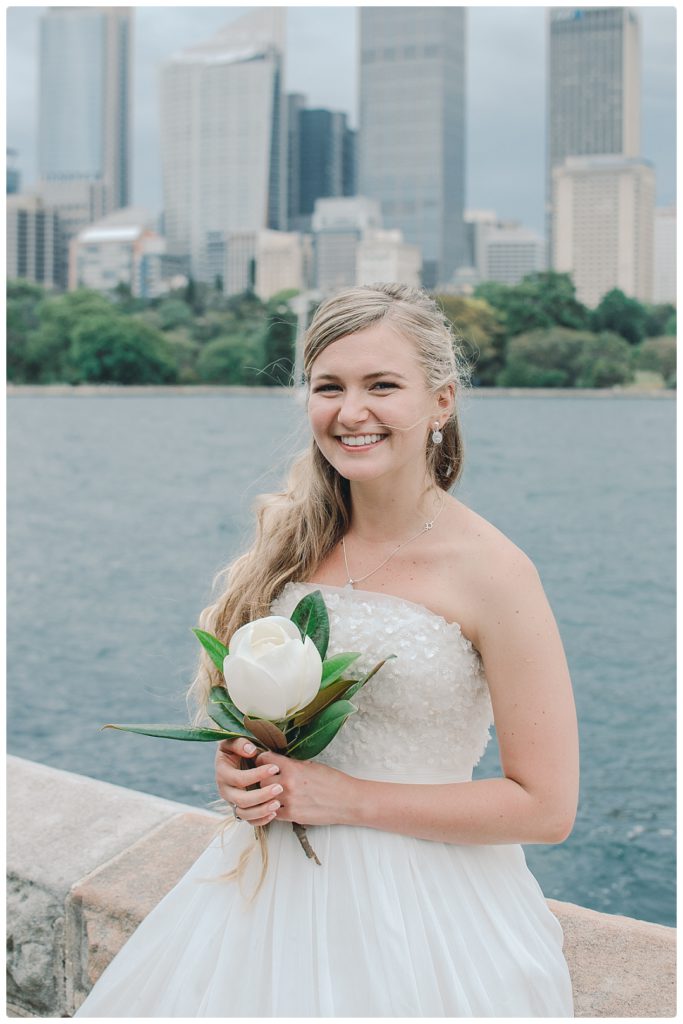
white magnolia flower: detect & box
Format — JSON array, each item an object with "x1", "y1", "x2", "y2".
[{"x1": 223, "y1": 615, "x2": 323, "y2": 721}]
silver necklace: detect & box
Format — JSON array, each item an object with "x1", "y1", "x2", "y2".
[{"x1": 341, "y1": 491, "x2": 446, "y2": 587}]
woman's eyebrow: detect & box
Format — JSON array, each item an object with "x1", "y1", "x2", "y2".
[{"x1": 312, "y1": 371, "x2": 408, "y2": 382}]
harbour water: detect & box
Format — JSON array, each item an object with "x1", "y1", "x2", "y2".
[{"x1": 7, "y1": 391, "x2": 675, "y2": 926}]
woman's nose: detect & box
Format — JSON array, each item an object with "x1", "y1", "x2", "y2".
[{"x1": 338, "y1": 389, "x2": 369, "y2": 426}]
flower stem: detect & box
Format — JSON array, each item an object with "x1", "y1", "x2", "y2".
[{"x1": 292, "y1": 822, "x2": 321, "y2": 865}]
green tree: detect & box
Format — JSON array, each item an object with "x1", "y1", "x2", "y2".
[
  {"x1": 164, "y1": 331, "x2": 201, "y2": 384},
  {"x1": 475, "y1": 271, "x2": 590, "y2": 339},
  {"x1": 574, "y1": 332, "x2": 634, "y2": 388},
  {"x1": 643, "y1": 303, "x2": 676, "y2": 338},
  {"x1": 7, "y1": 280, "x2": 45, "y2": 381},
  {"x1": 181, "y1": 276, "x2": 210, "y2": 315},
  {"x1": 497, "y1": 327, "x2": 595, "y2": 388},
  {"x1": 22, "y1": 289, "x2": 115, "y2": 383},
  {"x1": 157, "y1": 297, "x2": 193, "y2": 331},
  {"x1": 70, "y1": 314, "x2": 178, "y2": 384},
  {"x1": 197, "y1": 333, "x2": 263, "y2": 384},
  {"x1": 634, "y1": 336, "x2": 677, "y2": 385},
  {"x1": 261, "y1": 300, "x2": 297, "y2": 386},
  {"x1": 665, "y1": 309, "x2": 676, "y2": 337},
  {"x1": 435, "y1": 294, "x2": 506, "y2": 385},
  {"x1": 111, "y1": 281, "x2": 148, "y2": 315},
  {"x1": 590, "y1": 289, "x2": 648, "y2": 345}
]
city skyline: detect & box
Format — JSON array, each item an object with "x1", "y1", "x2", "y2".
[{"x1": 7, "y1": 5, "x2": 676, "y2": 235}]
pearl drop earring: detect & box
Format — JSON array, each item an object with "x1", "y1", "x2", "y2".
[{"x1": 431, "y1": 422, "x2": 443, "y2": 445}]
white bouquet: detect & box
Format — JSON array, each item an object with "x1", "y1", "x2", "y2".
[{"x1": 105, "y1": 589, "x2": 394, "y2": 863}]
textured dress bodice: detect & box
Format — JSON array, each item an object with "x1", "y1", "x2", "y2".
[{"x1": 271, "y1": 582, "x2": 494, "y2": 785}]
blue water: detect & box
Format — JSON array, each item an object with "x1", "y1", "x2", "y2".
[{"x1": 7, "y1": 392, "x2": 675, "y2": 926}]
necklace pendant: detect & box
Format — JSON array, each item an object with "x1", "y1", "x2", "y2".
[
  {"x1": 345, "y1": 579, "x2": 355, "y2": 589},
  {"x1": 425, "y1": 521, "x2": 434, "y2": 530}
]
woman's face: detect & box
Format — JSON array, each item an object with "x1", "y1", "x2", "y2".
[{"x1": 307, "y1": 321, "x2": 446, "y2": 484}]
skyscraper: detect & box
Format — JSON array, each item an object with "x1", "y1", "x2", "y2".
[
  {"x1": 7, "y1": 149, "x2": 20, "y2": 194},
  {"x1": 553, "y1": 155, "x2": 654, "y2": 307},
  {"x1": 653, "y1": 207, "x2": 676, "y2": 305},
  {"x1": 160, "y1": 8, "x2": 286, "y2": 284},
  {"x1": 288, "y1": 107, "x2": 356, "y2": 231},
  {"x1": 358, "y1": 8, "x2": 466, "y2": 289},
  {"x1": 38, "y1": 7, "x2": 132, "y2": 214},
  {"x1": 547, "y1": 7, "x2": 640, "y2": 251}
]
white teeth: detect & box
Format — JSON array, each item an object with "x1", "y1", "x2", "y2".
[{"x1": 339, "y1": 434, "x2": 386, "y2": 447}]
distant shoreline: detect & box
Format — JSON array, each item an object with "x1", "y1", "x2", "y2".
[{"x1": 6, "y1": 384, "x2": 676, "y2": 399}]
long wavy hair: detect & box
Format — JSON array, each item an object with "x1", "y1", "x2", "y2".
[{"x1": 188, "y1": 282, "x2": 470, "y2": 898}]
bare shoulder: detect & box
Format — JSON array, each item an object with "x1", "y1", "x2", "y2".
[
  {"x1": 445, "y1": 498, "x2": 539, "y2": 582},
  {"x1": 438, "y1": 498, "x2": 544, "y2": 647}
]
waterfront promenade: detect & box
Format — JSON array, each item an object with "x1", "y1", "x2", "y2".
[{"x1": 7, "y1": 756, "x2": 676, "y2": 1018}]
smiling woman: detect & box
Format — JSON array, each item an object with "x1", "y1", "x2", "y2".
[{"x1": 75, "y1": 283, "x2": 578, "y2": 1018}]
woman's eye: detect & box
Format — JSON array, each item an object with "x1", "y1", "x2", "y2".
[{"x1": 312, "y1": 381, "x2": 397, "y2": 393}]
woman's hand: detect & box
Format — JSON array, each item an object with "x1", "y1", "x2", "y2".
[
  {"x1": 215, "y1": 738, "x2": 284, "y2": 826},
  {"x1": 253, "y1": 749, "x2": 358, "y2": 827}
]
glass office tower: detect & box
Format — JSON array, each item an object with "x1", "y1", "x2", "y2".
[{"x1": 359, "y1": 7, "x2": 466, "y2": 289}]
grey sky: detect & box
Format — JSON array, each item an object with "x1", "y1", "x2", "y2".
[{"x1": 6, "y1": 5, "x2": 676, "y2": 233}]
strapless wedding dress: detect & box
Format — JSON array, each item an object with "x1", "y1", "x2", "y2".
[{"x1": 75, "y1": 582, "x2": 574, "y2": 1017}]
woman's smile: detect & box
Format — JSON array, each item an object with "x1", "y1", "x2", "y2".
[{"x1": 336, "y1": 433, "x2": 389, "y2": 452}]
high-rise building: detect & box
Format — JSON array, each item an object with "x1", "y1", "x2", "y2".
[
  {"x1": 299, "y1": 110, "x2": 354, "y2": 215},
  {"x1": 356, "y1": 230, "x2": 422, "y2": 288},
  {"x1": 7, "y1": 148, "x2": 20, "y2": 194},
  {"x1": 483, "y1": 224, "x2": 546, "y2": 286},
  {"x1": 38, "y1": 7, "x2": 132, "y2": 215},
  {"x1": 7, "y1": 194, "x2": 64, "y2": 289},
  {"x1": 68, "y1": 207, "x2": 171, "y2": 298},
  {"x1": 653, "y1": 207, "x2": 676, "y2": 305},
  {"x1": 286, "y1": 100, "x2": 357, "y2": 231},
  {"x1": 547, "y1": 7, "x2": 640, "y2": 252},
  {"x1": 463, "y1": 210, "x2": 498, "y2": 280},
  {"x1": 286, "y1": 94, "x2": 307, "y2": 230},
  {"x1": 160, "y1": 8, "x2": 286, "y2": 284},
  {"x1": 225, "y1": 229, "x2": 312, "y2": 300},
  {"x1": 553, "y1": 155, "x2": 654, "y2": 307},
  {"x1": 359, "y1": 7, "x2": 466, "y2": 289},
  {"x1": 312, "y1": 196, "x2": 381, "y2": 292}
]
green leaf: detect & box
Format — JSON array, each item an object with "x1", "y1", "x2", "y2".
[
  {"x1": 290, "y1": 590, "x2": 329, "y2": 660},
  {"x1": 207, "y1": 698, "x2": 260, "y2": 743},
  {"x1": 102, "y1": 724, "x2": 241, "y2": 742},
  {"x1": 321, "y1": 651, "x2": 361, "y2": 688},
  {"x1": 341, "y1": 655, "x2": 396, "y2": 701},
  {"x1": 290, "y1": 677, "x2": 355, "y2": 728},
  {"x1": 208, "y1": 685, "x2": 244, "y2": 723},
  {"x1": 287, "y1": 700, "x2": 357, "y2": 760},
  {"x1": 192, "y1": 628, "x2": 228, "y2": 671}
]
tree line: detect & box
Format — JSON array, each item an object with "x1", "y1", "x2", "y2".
[{"x1": 7, "y1": 273, "x2": 676, "y2": 389}]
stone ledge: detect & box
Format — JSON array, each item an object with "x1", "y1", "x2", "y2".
[
  {"x1": 66, "y1": 811, "x2": 221, "y2": 1009},
  {"x1": 6, "y1": 756, "x2": 676, "y2": 1018},
  {"x1": 547, "y1": 899, "x2": 676, "y2": 1017}
]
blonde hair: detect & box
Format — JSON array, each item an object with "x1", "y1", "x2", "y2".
[{"x1": 189, "y1": 283, "x2": 470, "y2": 898}]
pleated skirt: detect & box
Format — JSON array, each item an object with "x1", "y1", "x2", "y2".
[{"x1": 75, "y1": 817, "x2": 574, "y2": 1017}]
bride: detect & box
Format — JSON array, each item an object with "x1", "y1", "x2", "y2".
[{"x1": 76, "y1": 283, "x2": 578, "y2": 1017}]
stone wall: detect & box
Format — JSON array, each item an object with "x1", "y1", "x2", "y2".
[{"x1": 6, "y1": 756, "x2": 676, "y2": 1018}]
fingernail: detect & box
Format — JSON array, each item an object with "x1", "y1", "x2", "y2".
[
  {"x1": 271, "y1": 784, "x2": 283, "y2": 795},
  {"x1": 267, "y1": 765, "x2": 280, "y2": 775},
  {"x1": 244, "y1": 742, "x2": 256, "y2": 755}
]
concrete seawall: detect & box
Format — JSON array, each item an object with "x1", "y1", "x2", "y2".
[{"x1": 7, "y1": 755, "x2": 676, "y2": 1018}]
